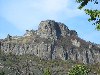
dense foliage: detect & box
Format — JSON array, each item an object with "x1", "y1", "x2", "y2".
[
  {"x1": 68, "y1": 64, "x2": 90, "y2": 75},
  {"x1": 76, "y1": 0, "x2": 100, "y2": 30}
]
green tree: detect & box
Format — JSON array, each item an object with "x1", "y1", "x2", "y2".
[
  {"x1": 0, "y1": 71, "x2": 5, "y2": 75},
  {"x1": 43, "y1": 68, "x2": 51, "y2": 75},
  {"x1": 68, "y1": 64, "x2": 90, "y2": 75},
  {"x1": 76, "y1": 0, "x2": 100, "y2": 30}
]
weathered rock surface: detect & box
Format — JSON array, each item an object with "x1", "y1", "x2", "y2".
[{"x1": 0, "y1": 20, "x2": 100, "y2": 64}]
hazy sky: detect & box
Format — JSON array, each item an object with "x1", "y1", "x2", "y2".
[{"x1": 0, "y1": 0, "x2": 100, "y2": 44}]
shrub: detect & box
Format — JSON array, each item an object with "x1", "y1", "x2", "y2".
[
  {"x1": 43, "y1": 68, "x2": 51, "y2": 75},
  {"x1": 68, "y1": 64, "x2": 90, "y2": 75},
  {"x1": 0, "y1": 71, "x2": 5, "y2": 75}
]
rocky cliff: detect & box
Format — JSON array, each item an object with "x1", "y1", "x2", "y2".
[{"x1": 0, "y1": 20, "x2": 100, "y2": 64}]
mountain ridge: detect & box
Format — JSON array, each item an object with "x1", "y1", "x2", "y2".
[{"x1": 0, "y1": 20, "x2": 100, "y2": 64}]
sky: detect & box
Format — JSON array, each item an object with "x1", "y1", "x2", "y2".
[{"x1": 0, "y1": 0, "x2": 100, "y2": 44}]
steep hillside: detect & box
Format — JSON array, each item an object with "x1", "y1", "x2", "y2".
[{"x1": 0, "y1": 20, "x2": 100, "y2": 75}]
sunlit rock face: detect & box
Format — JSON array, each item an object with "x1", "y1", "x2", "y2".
[
  {"x1": 0, "y1": 20, "x2": 100, "y2": 64},
  {"x1": 37, "y1": 20, "x2": 70, "y2": 40},
  {"x1": 71, "y1": 39, "x2": 81, "y2": 47}
]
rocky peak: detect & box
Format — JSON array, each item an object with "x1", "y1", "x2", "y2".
[
  {"x1": 37, "y1": 20, "x2": 72, "y2": 39},
  {"x1": 6, "y1": 34, "x2": 12, "y2": 41}
]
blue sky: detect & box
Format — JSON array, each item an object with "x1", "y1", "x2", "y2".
[{"x1": 0, "y1": 0, "x2": 100, "y2": 44}]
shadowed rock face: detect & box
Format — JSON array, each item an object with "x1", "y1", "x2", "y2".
[{"x1": 0, "y1": 20, "x2": 100, "y2": 64}]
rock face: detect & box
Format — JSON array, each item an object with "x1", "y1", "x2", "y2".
[
  {"x1": 0, "y1": 20, "x2": 100, "y2": 64},
  {"x1": 37, "y1": 20, "x2": 70, "y2": 39}
]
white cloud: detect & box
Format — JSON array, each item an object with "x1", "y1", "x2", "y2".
[{"x1": 0, "y1": 0, "x2": 84, "y2": 31}]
